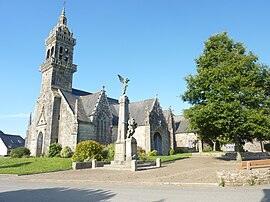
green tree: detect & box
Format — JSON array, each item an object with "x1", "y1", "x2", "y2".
[{"x1": 182, "y1": 32, "x2": 270, "y2": 160}]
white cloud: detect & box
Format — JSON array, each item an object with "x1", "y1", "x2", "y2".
[{"x1": 0, "y1": 113, "x2": 29, "y2": 119}]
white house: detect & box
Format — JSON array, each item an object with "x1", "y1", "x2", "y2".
[{"x1": 0, "y1": 131, "x2": 25, "y2": 156}]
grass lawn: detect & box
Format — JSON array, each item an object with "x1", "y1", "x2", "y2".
[
  {"x1": 0, "y1": 157, "x2": 72, "y2": 175},
  {"x1": 148, "y1": 153, "x2": 192, "y2": 162}
]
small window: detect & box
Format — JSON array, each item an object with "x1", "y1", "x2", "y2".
[{"x1": 60, "y1": 46, "x2": 63, "y2": 54}]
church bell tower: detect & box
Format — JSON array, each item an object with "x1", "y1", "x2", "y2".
[
  {"x1": 26, "y1": 7, "x2": 77, "y2": 156},
  {"x1": 40, "y1": 7, "x2": 77, "y2": 93}
]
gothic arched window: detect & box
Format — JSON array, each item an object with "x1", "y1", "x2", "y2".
[
  {"x1": 46, "y1": 49, "x2": 50, "y2": 59},
  {"x1": 51, "y1": 46, "x2": 54, "y2": 56},
  {"x1": 97, "y1": 113, "x2": 107, "y2": 144},
  {"x1": 59, "y1": 46, "x2": 63, "y2": 60}
]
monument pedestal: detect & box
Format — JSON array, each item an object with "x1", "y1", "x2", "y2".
[{"x1": 114, "y1": 141, "x2": 126, "y2": 163}]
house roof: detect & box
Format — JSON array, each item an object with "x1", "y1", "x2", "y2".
[
  {"x1": 0, "y1": 131, "x2": 25, "y2": 150},
  {"x1": 174, "y1": 116, "x2": 194, "y2": 133}
]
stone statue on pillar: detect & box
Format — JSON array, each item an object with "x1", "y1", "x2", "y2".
[
  {"x1": 118, "y1": 74, "x2": 130, "y2": 95},
  {"x1": 113, "y1": 75, "x2": 137, "y2": 165},
  {"x1": 125, "y1": 117, "x2": 137, "y2": 161},
  {"x1": 127, "y1": 117, "x2": 137, "y2": 138}
]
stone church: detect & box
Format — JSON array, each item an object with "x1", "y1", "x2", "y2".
[{"x1": 25, "y1": 8, "x2": 176, "y2": 156}]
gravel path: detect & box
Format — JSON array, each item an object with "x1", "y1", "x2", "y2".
[{"x1": 13, "y1": 156, "x2": 239, "y2": 185}]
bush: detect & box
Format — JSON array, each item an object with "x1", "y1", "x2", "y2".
[
  {"x1": 60, "y1": 146, "x2": 73, "y2": 158},
  {"x1": 219, "y1": 178, "x2": 225, "y2": 187},
  {"x1": 169, "y1": 149, "x2": 175, "y2": 156},
  {"x1": 147, "y1": 150, "x2": 158, "y2": 156},
  {"x1": 264, "y1": 144, "x2": 270, "y2": 152},
  {"x1": 10, "y1": 147, "x2": 31, "y2": 158},
  {"x1": 203, "y1": 147, "x2": 213, "y2": 152},
  {"x1": 175, "y1": 147, "x2": 185, "y2": 153},
  {"x1": 48, "y1": 143, "x2": 62, "y2": 157},
  {"x1": 137, "y1": 146, "x2": 149, "y2": 161},
  {"x1": 72, "y1": 140, "x2": 103, "y2": 162},
  {"x1": 102, "y1": 144, "x2": 114, "y2": 162},
  {"x1": 137, "y1": 146, "x2": 146, "y2": 154}
]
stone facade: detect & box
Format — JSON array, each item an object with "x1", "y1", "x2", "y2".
[
  {"x1": 174, "y1": 116, "x2": 198, "y2": 152},
  {"x1": 25, "y1": 8, "x2": 176, "y2": 156}
]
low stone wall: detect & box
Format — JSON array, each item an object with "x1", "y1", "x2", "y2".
[
  {"x1": 222, "y1": 152, "x2": 270, "y2": 160},
  {"x1": 72, "y1": 160, "x2": 104, "y2": 170},
  {"x1": 217, "y1": 170, "x2": 270, "y2": 186},
  {"x1": 193, "y1": 152, "x2": 270, "y2": 160},
  {"x1": 192, "y1": 152, "x2": 225, "y2": 158},
  {"x1": 73, "y1": 159, "x2": 162, "y2": 171},
  {"x1": 72, "y1": 162, "x2": 92, "y2": 170}
]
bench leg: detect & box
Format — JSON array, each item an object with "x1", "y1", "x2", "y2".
[{"x1": 247, "y1": 161, "x2": 251, "y2": 170}]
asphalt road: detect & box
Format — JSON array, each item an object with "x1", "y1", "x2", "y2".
[{"x1": 0, "y1": 178, "x2": 269, "y2": 202}]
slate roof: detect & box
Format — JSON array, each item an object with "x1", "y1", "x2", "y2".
[
  {"x1": 61, "y1": 90, "x2": 100, "y2": 122},
  {"x1": 111, "y1": 98, "x2": 156, "y2": 126},
  {"x1": 129, "y1": 99, "x2": 156, "y2": 126},
  {"x1": 174, "y1": 116, "x2": 193, "y2": 133},
  {"x1": 61, "y1": 88, "x2": 119, "y2": 123},
  {"x1": 110, "y1": 104, "x2": 119, "y2": 126},
  {"x1": 0, "y1": 131, "x2": 25, "y2": 150},
  {"x1": 72, "y1": 88, "x2": 92, "y2": 96},
  {"x1": 72, "y1": 88, "x2": 118, "y2": 105}
]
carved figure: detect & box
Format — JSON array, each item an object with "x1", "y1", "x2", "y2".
[
  {"x1": 118, "y1": 74, "x2": 130, "y2": 95},
  {"x1": 127, "y1": 117, "x2": 137, "y2": 138}
]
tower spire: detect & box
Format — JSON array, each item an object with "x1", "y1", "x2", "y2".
[
  {"x1": 58, "y1": 1, "x2": 67, "y2": 27},
  {"x1": 62, "y1": 1, "x2": 66, "y2": 15}
]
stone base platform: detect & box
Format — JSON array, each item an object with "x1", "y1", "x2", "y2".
[{"x1": 105, "y1": 160, "x2": 136, "y2": 171}]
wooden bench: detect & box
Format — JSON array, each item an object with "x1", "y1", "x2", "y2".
[{"x1": 240, "y1": 159, "x2": 270, "y2": 170}]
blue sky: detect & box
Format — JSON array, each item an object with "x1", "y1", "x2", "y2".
[{"x1": 0, "y1": 0, "x2": 270, "y2": 138}]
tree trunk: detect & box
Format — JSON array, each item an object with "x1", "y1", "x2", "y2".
[
  {"x1": 198, "y1": 140, "x2": 203, "y2": 153},
  {"x1": 234, "y1": 135, "x2": 242, "y2": 161},
  {"x1": 260, "y1": 141, "x2": 264, "y2": 152},
  {"x1": 210, "y1": 139, "x2": 216, "y2": 151}
]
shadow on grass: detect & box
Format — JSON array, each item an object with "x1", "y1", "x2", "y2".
[
  {"x1": 0, "y1": 162, "x2": 32, "y2": 169},
  {"x1": 136, "y1": 157, "x2": 190, "y2": 171},
  {"x1": 162, "y1": 157, "x2": 190, "y2": 165},
  {"x1": 0, "y1": 187, "x2": 116, "y2": 202}
]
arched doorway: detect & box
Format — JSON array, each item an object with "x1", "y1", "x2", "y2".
[
  {"x1": 36, "y1": 132, "x2": 43, "y2": 156},
  {"x1": 153, "y1": 132, "x2": 162, "y2": 155}
]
